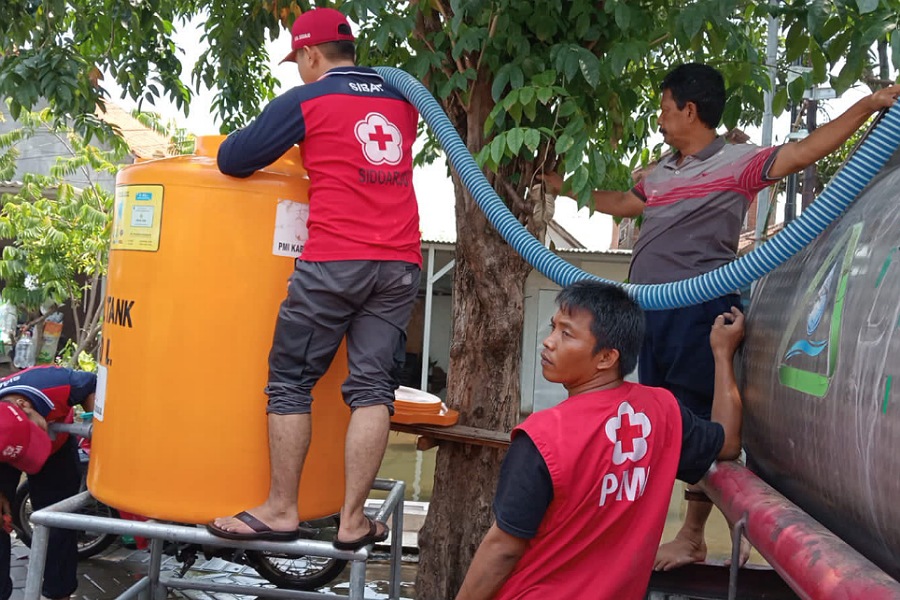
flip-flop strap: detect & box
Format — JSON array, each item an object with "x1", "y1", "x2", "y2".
[{"x1": 234, "y1": 510, "x2": 272, "y2": 534}]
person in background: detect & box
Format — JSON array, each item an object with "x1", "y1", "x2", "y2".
[
  {"x1": 455, "y1": 280, "x2": 744, "y2": 600},
  {"x1": 0, "y1": 365, "x2": 97, "y2": 600},
  {"x1": 543, "y1": 63, "x2": 900, "y2": 570}
]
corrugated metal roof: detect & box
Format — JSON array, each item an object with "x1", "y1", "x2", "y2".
[
  {"x1": 0, "y1": 181, "x2": 80, "y2": 198},
  {"x1": 555, "y1": 247, "x2": 632, "y2": 256}
]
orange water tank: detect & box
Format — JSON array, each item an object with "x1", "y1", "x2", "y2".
[{"x1": 88, "y1": 136, "x2": 350, "y2": 523}]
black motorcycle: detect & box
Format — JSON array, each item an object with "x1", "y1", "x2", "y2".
[{"x1": 12, "y1": 414, "x2": 346, "y2": 590}]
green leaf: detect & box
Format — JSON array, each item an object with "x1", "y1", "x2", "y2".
[
  {"x1": 490, "y1": 135, "x2": 506, "y2": 167},
  {"x1": 491, "y1": 63, "x2": 511, "y2": 101},
  {"x1": 788, "y1": 75, "x2": 807, "y2": 103},
  {"x1": 785, "y1": 22, "x2": 809, "y2": 63},
  {"x1": 614, "y1": 3, "x2": 631, "y2": 31},
  {"x1": 564, "y1": 49, "x2": 580, "y2": 81},
  {"x1": 810, "y1": 44, "x2": 828, "y2": 82},
  {"x1": 857, "y1": 0, "x2": 879, "y2": 14},
  {"x1": 570, "y1": 165, "x2": 590, "y2": 203},
  {"x1": 556, "y1": 133, "x2": 575, "y2": 154},
  {"x1": 536, "y1": 87, "x2": 553, "y2": 104},
  {"x1": 533, "y1": 70, "x2": 556, "y2": 87},
  {"x1": 806, "y1": 0, "x2": 827, "y2": 37},
  {"x1": 502, "y1": 89, "x2": 521, "y2": 110},
  {"x1": 510, "y1": 65, "x2": 524, "y2": 91},
  {"x1": 892, "y1": 32, "x2": 900, "y2": 72},
  {"x1": 773, "y1": 87, "x2": 789, "y2": 116},
  {"x1": 819, "y1": 17, "x2": 844, "y2": 42},
  {"x1": 721, "y1": 96, "x2": 742, "y2": 129},
  {"x1": 576, "y1": 49, "x2": 601, "y2": 88},
  {"x1": 524, "y1": 128, "x2": 541, "y2": 152},
  {"x1": 508, "y1": 101, "x2": 523, "y2": 123},
  {"x1": 523, "y1": 99, "x2": 537, "y2": 121},
  {"x1": 826, "y1": 30, "x2": 853, "y2": 63},
  {"x1": 679, "y1": 6, "x2": 704, "y2": 40},
  {"x1": 558, "y1": 99, "x2": 578, "y2": 118},
  {"x1": 861, "y1": 20, "x2": 895, "y2": 47},
  {"x1": 507, "y1": 128, "x2": 525, "y2": 155},
  {"x1": 519, "y1": 87, "x2": 535, "y2": 106}
]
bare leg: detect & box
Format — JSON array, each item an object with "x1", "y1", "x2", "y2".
[
  {"x1": 654, "y1": 493, "x2": 711, "y2": 571},
  {"x1": 337, "y1": 404, "x2": 391, "y2": 542},
  {"x1": 211, "y1": 413, "x2": 310, "y2": 533}
]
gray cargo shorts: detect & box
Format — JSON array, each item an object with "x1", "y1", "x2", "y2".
[{"x1": 265, "y1": 259, "x2": 421, "y2": 415}]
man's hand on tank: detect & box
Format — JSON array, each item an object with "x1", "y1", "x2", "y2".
[{"x1": 710, "y1": 307, "x2": 745, "y2": 358}]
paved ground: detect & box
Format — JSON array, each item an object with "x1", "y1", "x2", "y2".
[{"x1": 10, "y1": 537, "x2": 417, "y2": 599}]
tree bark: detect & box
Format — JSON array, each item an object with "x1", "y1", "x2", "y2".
[{"x1": 415, "y1": 69, "x2": 541, "y2": 599}]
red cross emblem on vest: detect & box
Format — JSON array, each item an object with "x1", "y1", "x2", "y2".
[{"x1": 605, "y1": 401, "x2": 651, "y2": 465}]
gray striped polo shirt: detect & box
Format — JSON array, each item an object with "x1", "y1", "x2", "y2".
[{"x1": 629, "y1": 137, "x2": 781, "y2": 285}]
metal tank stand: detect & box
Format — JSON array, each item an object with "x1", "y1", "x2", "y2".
[{"x1": 24, "y1": 478, "x2": 406, "y2": 600}]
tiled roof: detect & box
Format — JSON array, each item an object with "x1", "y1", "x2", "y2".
[
  {"x1": 96, "y1": 104, "x2": 172, "y2": 159},
  {"x1": 738, "y1": 222, "x2": 785, "y2": 255}
]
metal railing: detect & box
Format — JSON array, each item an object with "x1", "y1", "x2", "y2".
[{"x1": 25, "y1": 478, "x2": 406, "y2": 600}]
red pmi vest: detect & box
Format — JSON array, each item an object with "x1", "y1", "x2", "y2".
[
  {"x1": 496, "y1": 382, "x2": 683, "y2": 600},
  {"x1": 298, "y1": 75, "x2": 421, "y2": 267}
]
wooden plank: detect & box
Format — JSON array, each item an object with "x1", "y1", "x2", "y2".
[{"x1": 390, "y1": 422, "x2": 511, "y2": 449}]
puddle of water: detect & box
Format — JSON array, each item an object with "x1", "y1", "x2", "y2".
[
  {"x1": 374, "y1": 433, "x2": 436, "y2": 502},
  {"x1": 319, "y1": 559, "x2": 418, "y2": 598}
]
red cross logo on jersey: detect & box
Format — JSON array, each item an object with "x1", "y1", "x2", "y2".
[
  {"x1": 355, "y1": 112, "x2": 403, "y2": 166},
  {"x1": 604, "y1": 401, "x2": 651, "y2": 465},
  {"x1": 369, "y1": 125, "x2": 393, "y2": 150}
]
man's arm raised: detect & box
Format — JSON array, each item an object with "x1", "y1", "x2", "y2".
[{"x1": 768, "y1": 84, "x2": 900, "y2": 179}]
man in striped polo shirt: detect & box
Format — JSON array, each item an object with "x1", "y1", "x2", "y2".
[{"x1": 544, "y1": 63, "x2": 900, "y2": 571}]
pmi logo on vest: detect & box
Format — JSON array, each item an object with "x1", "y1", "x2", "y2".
[{"x1": 599, "y1": 401, "x2": 651, "y2": 507}]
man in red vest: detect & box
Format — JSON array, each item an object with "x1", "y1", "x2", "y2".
[{"x1": 455, "y1": 281, "x2": 744, "y2": 600}]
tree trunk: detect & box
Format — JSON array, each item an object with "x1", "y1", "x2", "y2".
[{"x1": 415, "y1": 71, "x2": 537, "y2": 599}]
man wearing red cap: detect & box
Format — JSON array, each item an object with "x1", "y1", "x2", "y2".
[
  {"x1": 0, "y1": 365, "x2": 97, "y2": 600},
  {"x1": 211, "y1": 8, "x2": 421, "y2": 550}
]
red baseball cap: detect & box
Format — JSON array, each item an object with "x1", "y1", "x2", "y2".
[
  {"x1": 0, "y1": 403, "x2": 51, "y2": 474},
  {"x1": 281, "y1": 8, "x2": 355, "y2": 64}
]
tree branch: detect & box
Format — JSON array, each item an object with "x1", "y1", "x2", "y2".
[
  {"x1": 433, "y1": 0, "x2": 467, "y2": 75},
  {"x1": 474, "y1": 12, "x2": 497, "y2": 75},
  {"x1": 70, "y1": 273, "x2": 105, "y2": 365},
  {"x1": 71, "y1": 284, "x2": 83, "y2": 347}
]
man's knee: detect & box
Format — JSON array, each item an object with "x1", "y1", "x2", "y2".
[
  {"x1": 265, "y1": 385, "x2": 313, "y2": 415},
  {"x1": 346, "y1": 395, "x2": 395, "y2": 416}
]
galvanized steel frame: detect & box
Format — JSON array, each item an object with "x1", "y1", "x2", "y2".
[{"x1": 24, "y1": 478, "x2": 406, "y2": 600}]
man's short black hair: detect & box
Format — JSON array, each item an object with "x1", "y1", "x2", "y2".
[
  {"x1": 319, "y1": 40, "x2": 356, "y2": 62},
  {"x1": 661, "y1": 63, "x2": 725, "y2": 130},
  {"x1": 556, "y1": 280, "x2": 644, "y2": 377}
]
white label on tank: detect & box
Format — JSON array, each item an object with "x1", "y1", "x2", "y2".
[
  {"x1": 131, "y1": 205, "x2": 155, "y2": 227},
  {"x1": 94, "y1": 365, "x2": 107, "y2": 422},
  {"x1": 272, "y1": 199, "x2": 310, "y2": 257}
]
